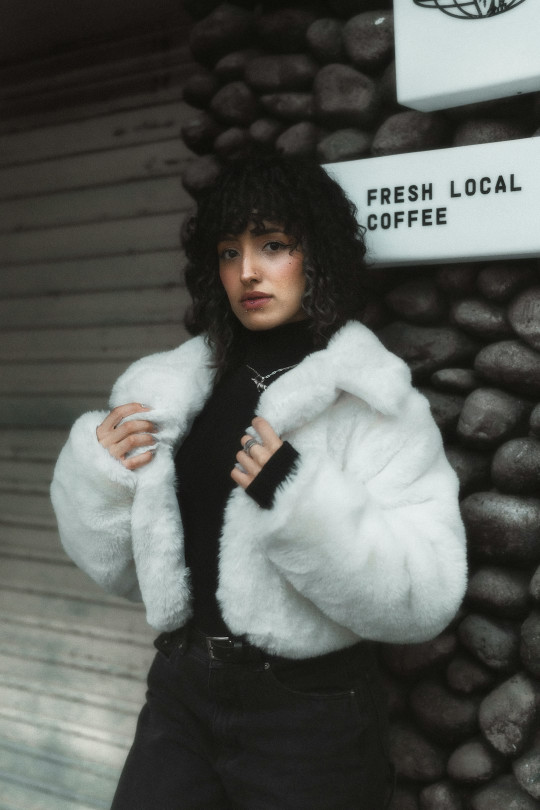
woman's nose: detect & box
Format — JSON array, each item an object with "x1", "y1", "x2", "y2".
[{"x1": 239, "y1": 251, "x2": 260, "y2": 282}]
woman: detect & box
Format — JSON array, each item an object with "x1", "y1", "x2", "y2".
[{"x1": 51, "y1": 153, "x2": 467, "y2": 810}]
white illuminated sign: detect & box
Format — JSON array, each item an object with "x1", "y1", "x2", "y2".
[
  {"x1": 394, "y1": 0, "x2": 540, "y2": 111},
  {"x1": 324, "y1": 137, "x2": 540, "y2": 266}
]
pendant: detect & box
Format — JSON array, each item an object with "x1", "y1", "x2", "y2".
[{"x1": 251, "y1": 376, "x2": 267, "y2": 392}]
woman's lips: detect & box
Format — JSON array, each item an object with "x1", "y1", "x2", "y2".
[{"x1": 241, "y1": 294, "x2": 272, "y2": 310}]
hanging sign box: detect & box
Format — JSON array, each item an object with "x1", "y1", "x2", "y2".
[
  {"x1": 394, "y1": 0, "x2": 540, "y2": 111},
  {"x1": 324, "y1": 136, "x2": 540, "y2": 267}
]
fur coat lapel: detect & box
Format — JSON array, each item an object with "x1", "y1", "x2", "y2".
[{"x1": 110, "y1": 321, "x2": 412, "y2": 443}]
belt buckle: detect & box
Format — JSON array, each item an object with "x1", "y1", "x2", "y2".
[
  {"x1": 206, "y1": 635, "x2": 244, "y2": 661},
  {"x1": 206, "y1": 635, "x2": 232, "y2": 660}
]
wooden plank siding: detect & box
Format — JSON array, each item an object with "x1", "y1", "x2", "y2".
[{"x1": 0, "y1": 25, "x2": 198, "y2": 809}]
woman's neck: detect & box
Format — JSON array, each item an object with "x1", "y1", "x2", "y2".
[{"x1": 240, "y1": 320, "x2": 316, "y2": 373}]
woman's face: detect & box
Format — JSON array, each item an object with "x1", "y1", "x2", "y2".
[{"x1": 217, "y1": 222, "x2": 306, "y2": 331}]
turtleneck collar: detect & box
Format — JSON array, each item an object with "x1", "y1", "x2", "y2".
[{"x1": 240, "y1": 319, "x2": 317, "y2": 373}]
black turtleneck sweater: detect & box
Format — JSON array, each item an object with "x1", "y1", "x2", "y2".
[{"x1": 174, "y1": 320, "x2": 316, "y2": 635}]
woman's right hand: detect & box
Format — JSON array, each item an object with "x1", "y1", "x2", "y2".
[{"x1": 97, "y1": 403, "x2": 157, "y2": 470}]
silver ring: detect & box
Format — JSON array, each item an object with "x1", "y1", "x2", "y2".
[{"x1": 243, "y1": 438, "x2": 260, "y2": 457}]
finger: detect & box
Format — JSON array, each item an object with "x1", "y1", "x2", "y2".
[
  {"x1": 240, "y1": 436, "x2": 272, "y2": 466},
  {"x1": 123, "y1": 449, "x2": 155, "y2": 471},
  {"x1": 97, "y1": 403, "x2": 150, "y2": 440},
  {"x1": 252, "y1": 417, "x2": 283, "y2": 452},
  {"x1": 231, "y1": 465, "x2": 253, "y2": 489},
  {"x1": 109, "y1": 432, "x2": 156, "y2": 460},
  {"x1": 108, "y1": 419, "x2": 157, "y2": 444},
  {"x1": 236, "y1": 449, "x2": 262, "y2": 477}
]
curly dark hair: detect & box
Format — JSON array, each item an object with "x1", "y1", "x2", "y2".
[{"x1": 183, "y1": 151, "x2": 368, "y2": 374}]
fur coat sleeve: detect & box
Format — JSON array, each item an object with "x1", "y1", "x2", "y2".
[
  {"x1": 221, "y1": 387, "x2": 466, "y2": 647},
  {"x1": 50, "y1": 409, "x2": 141, "y2": 600}
]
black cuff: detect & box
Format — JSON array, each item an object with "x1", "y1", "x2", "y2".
[{"x1": 245, "y1": 441, "x2": 299, "y2": 510}]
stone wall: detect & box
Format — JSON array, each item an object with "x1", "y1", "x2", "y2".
[{"x1": 179, "y1": 3, "x2": 540, "y2": 808}]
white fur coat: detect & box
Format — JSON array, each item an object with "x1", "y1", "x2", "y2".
[{"x1": 51, "y1": 321, "x2": 467, "y2": 659}]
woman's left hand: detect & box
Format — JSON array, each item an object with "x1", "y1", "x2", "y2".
[{"x1": 231, "y1": 416, "x2": 283, "y2": 489}]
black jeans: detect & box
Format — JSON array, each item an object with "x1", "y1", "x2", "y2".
[{"x1": 111, "y1": 630, "x2": 394, "y2": 810}]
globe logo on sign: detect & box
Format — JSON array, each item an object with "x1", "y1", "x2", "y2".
[{"x1": 413, "y1": 0, "x2": 527, "y2": 18}]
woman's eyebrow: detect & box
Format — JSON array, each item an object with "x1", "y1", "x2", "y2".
[{"x1": 249, "y1": 224, "x2": 286, "y2": 236}]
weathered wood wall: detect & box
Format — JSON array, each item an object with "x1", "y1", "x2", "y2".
[{"x1": 0, "y1": 27, "x2": 196, "y2": 810}]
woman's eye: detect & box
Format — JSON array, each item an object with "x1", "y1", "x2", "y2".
[
  {"x1": 265, "y1": 241, "x2": 286, "y2": 252},
  {"x1": 219, "y1": 248, "x2": 238, "y2": 260}
]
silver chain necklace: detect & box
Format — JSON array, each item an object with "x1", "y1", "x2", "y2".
[{"x1": 246, "y1": 363, "x2": 297, "y2": 392}]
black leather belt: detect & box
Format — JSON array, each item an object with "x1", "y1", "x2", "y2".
[{"x1": 154, "y1": 625, "x2": 267, "y2": 663}]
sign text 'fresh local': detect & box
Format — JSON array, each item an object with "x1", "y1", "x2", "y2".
[{"x1": 325, "y1": 138, "x2": 539, "y2": 266}]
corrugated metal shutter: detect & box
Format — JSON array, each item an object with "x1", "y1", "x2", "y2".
[{"x1": 0, "y1": 28, "x2": 196, "y2": 809}]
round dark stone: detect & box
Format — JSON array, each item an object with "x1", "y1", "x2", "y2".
[
  {"x1": 316, "y1": 127, "x2": 371, "y2": 162},
  {"x1": 380, "y1": 632, "x2": 457, "y2": 678},
  {"x1": 214, "y1": 49, "x2": 261, "y2": 81},
  {"x1": 248, "y1": 117, "x2": 285, "y2": 145},
  {"x1": 384, "y1": 279, "x2": 446, "y2": 324},
  {"x1": 313, "y1": 63, "x2": 380, "y2": 127},
  {"x1": 479, "y1": 672, "x2": 540, "y2": 756},
  {"x1": 520, "y1": 610, "x2": 540, "y2": 679},
  {"x1": 189, "y1": 4, "x2": 254, "y2": 65},
  {"x1": 475, "y1": 340, "x2": 540, "y2": 397},
  {"x1": 410, "y1": 680, "x2": 480, "y2": 744},
  {"x1": 458, "y1": 613, "x2": 520, "y2": 672},
  {"x1": 477, "y1": 263, "x2": 536, "y2": 303},
  {"x1": 450, "y1": 299, "x2": 511, "y2": 341},
  {"x1": 447, "y1": 738, "x2": 506, "y2": 784},
  {"x1": 380, "y1": 669, "x2": 408, "y2": 717},
  {"x1": 182, "y1": 71, "x2": 221, "y2": 108},
  {"x1": 389, "y1": 785, "x2": 420, "y2": 810},
  {"x1": 214, "y1": 126, "x2": 251, "y2": 158},
  {"x1": 181, "y1": 154, "x2": 222, "y2": 197},
  {"x1": 388, "y1": 721, "x2": 446, "y2": 781},
  {"x1": 513, "y1": 732, "x2": 540, "y2": 800},
  {"x1": 492, "y1": 438, "x2": 540, "y2": 495},
  {"x1": 342, "y1": 10, "x2": 394, "y2": 72},
  {"x1": 530, "y1": 404, "x2": 540, "y2": 438},
  {"x1": 445, "y1": 446, "x2": 491, "y2": 496},
  {"x1": 453, "y1": 119, "x2": 529, "y2": 147},
  {"x1": 260, "y1": 92, "x2": 315, "y2": 122},
  {"x1": 379, "y1": 60, "x2": 400, "y2": 112},
  {"x1": 306, "y1": 18, "x2": 345, "y2": 64},
  {"x1": 245, "y1": 54, "x2": 318, "y2": 93},
  {"x1": 431, "y1": 368, "x2": 480, "y2": 394},
  {"x1": 436, "y1": 264, "x2": 479, "y2": 297},
  {"x1": 508, "y1": 287, "x2": 540, "y2": 352},
  {"x1": 461, "y1": 491, "x2": 540, "y2": 565},
  {"x1": 372, "y1": 111, "x2": 448, "y2": 157},
  {"x1": 445, "y1": 92, "x2": 535, "y2": 122},
  {"x1": 255, "y1": 8, "x2": 316, "y2": 53},
  {"x1": 466, "y1": 566, "x2": 531, "y2": 619},
  {"x1": 419, "y1": 781, "x2": 464, "y2": 810},
  {"x1": 457, "y1": 388, "x2": 531, "y2": 447},
  {"x1": 418, "y1": 389, "x2": 465, "y2": 437},
  {"x1": 326, "y1": 0, "x2": 387, "y2": 14},
  {"x1": 275, "y1": 122, "x2": 320, "y2": 155},
  {"x1": 530, "y1": 565, "x2": 540, "y2": 602},
  {"x1": 181, "y1": 112, "x2": 223, "y2": 155},
  {"x1": 377, "y1": 322, "x2": 478, "y2": 378},
  {"x1": 471, "y1": 774, "x2": 540, "y2": 810},
  {"x1": 446, "y1": 655, "x2": 496, "y2": 694},
  {"x1": 182, "y1": 0, "x2": 222, "y2": 19},
  {"x1": 210, "y1": 81, "x2": 259, "y2": 125}
]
